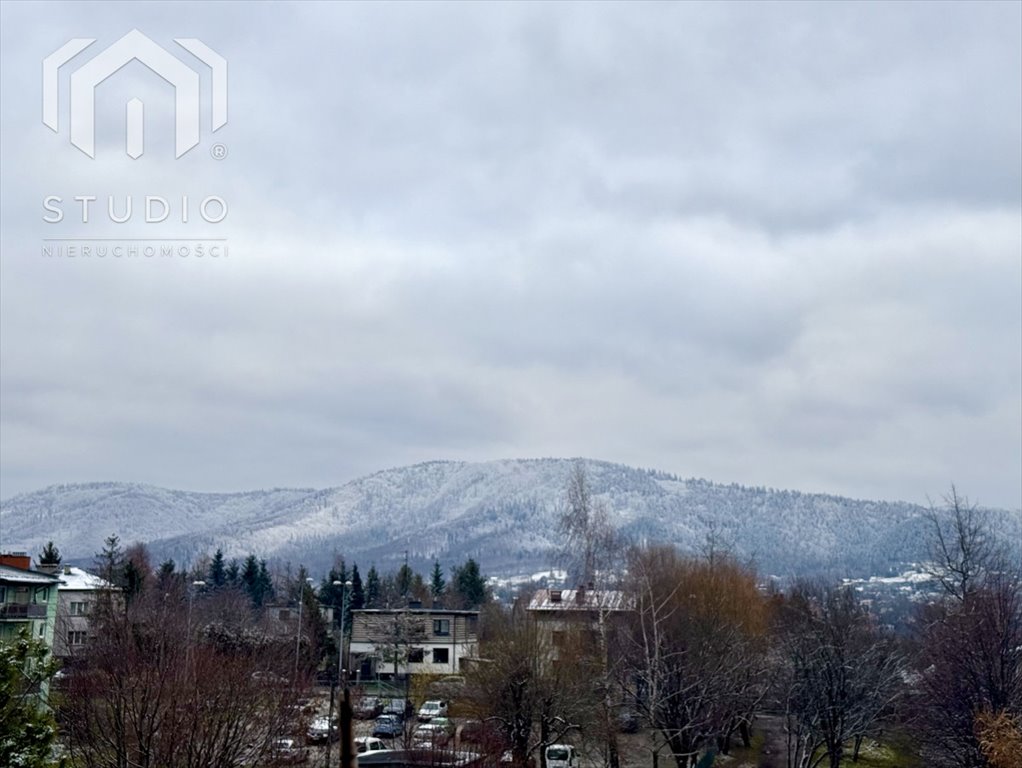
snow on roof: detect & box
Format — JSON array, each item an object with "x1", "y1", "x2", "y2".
[
  {"x1": 527, "y1": 588, "x2": 631, "y2": 612},
  {"x1": 58, "y1": 566, "x2": 114, "y2": 591},
  {"x1": 0, "y1": 564, "x2": 61, "y2": 585}
]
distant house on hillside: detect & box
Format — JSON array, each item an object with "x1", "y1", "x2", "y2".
[
  {"x1": 349, "y1": 606, "x2": 479, "y2": 680},
  {"x1": 526, "y1": 586, "x2": 632, "y2": 663},
  {"x1": 51, "y1": 565, "x2": 116, "y2": 659}
]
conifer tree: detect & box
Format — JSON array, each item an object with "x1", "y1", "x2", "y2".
[
  {"x1": 397, "y1": 562, "x2": 414, "y2": 599},
  {"x1": 208, "y1": 548, "x2": 227, "y2": 588},
  {"x1": 430, "y1": 559, "x2": 446, "y2": 602},
  {"x1": 366, "y1": 565, "x2": 381, "y2": 608},
  {"x1": 256, "y1": 560, "x2": 273, "y2": 606},
  {"x1": 38, "y1": 541, "x2": 61, "y2": 566},
  {"x1": 0, "y1": 629, "x2": 60, "y2": 767},
  {"x1": 241, "y1": 555, "x2": 260, "y2": 605},
  {"x1": 350, "y1": 564, "x2": 365, "y2": 610},
  {"x1": 452, "y1": 558, "x2": 487, "y2": 608}
]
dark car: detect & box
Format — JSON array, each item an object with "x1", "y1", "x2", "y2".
[
  {"x1": 354, "y1": 695, "x2": 383, "y2": 719},
  {"x1": 371, "y1": 714, "x2": 404, "y2": 739}
]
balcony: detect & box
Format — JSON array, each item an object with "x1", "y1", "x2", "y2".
[{"x1": 0, "y1": 603, "x2": 48, "y2": 620}]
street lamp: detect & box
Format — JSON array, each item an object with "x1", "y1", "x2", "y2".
[
  {"x1": 326, "y1": 579, "x2": 353, "y2": 768},
  {"x1": 294, "y1": 577, "x2": 314, "y2": 683},
  {"x1": 335, "y1": 579, "x2": 353, "y2": 685}
]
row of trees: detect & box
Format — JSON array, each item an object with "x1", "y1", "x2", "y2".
[
  {"x1": 913, "y1": 488, "x2": 1022, "y2": 768},
  {"x1": 314, "y1": 555, "x2": 487, "y2": 614},
  {"x1": 56, "y1": 576, "x2": 305, "y2": 768},
  {"x1": 5, "y1": 471, "x2": 1016, "y2": 768},
  {"x1": 463, "y1": 467, "x2": 1021, "y2": 768},
  {"x1": 22, "y1": 535, "x2": 491, "y2": 767}
]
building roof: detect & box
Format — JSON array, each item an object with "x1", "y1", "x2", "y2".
[
  {"x1": 57, "y1": 566, "x2": 113, "y2": 591},
  {"x1": 0, "y1": 564, "x2": 62, "y2": 586},
  {"x1": 527, "y1": 588, "x2": 631, "y2": 613}
]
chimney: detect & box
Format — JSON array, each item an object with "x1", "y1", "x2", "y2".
[
  {"x1": 575, "y1": 585, "x2": 586, "y2": 605},
  {"x1": 36, "y1": 563, "x2": 60, "y2": 575},
  {"x1": 0, "y1": 552, "x2": 31, "y2": 570},
  {"x1": 64, "y1": 565, "x2": 73, "y2": 576},
  {"x1": 549, "y1": 589, "x2": 562, "y2": 603}
]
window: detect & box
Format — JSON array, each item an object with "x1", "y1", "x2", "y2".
[
  {"x1": 0, "y1": 586, "x2": 6, "y2": 603},
  {"x1": 433, "y1": 619, "x2": 450, "y2": 636},
  {"x1": 433, "y1": 648, "x2": 449, "y2": 665},
  {"x1": 278, "y1": 609, "x2": 291, "y2": 621},
  {"x1": 70, "y1": 601, "x2": 88, "y2": 616},
  {"x1": 408, "y1": 648, "x2": 425, "y2": 663},
  {"x1": 68, "y1": 630, "x2": 87, "y2": 646}
]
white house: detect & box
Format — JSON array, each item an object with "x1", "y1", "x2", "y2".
[
  {"x1": 52, "y1": 565, "x2": 115, "y2": 659},
  {"x1": 349, "y1": 607, "x2": 479, "y2": 680}
]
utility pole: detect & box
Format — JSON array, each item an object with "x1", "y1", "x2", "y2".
[{"x1": 326, "y1": 579, "x2": 354, "y2": 768}]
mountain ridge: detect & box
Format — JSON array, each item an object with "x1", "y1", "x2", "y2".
[{"x1": 2, "y1": 458, "x2": 1017, "y2": 579}]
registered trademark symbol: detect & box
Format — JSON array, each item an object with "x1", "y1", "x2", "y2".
[{"x1": 210, "y1": 143, "x2": 228, "y2": 160}]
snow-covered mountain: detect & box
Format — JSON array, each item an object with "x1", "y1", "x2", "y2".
[{"x1": 1, "y1": 459, "x2": 1017, "y2": 579}]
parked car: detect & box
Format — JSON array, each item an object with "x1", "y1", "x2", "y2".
[
  {"x1": 545, "y1": 745, "x2": 577, "y2": 768},
  {"x1": 354, "y1": 695, "x2": 383, "y2": 719},
  {"x1": 382, "y1": 698, "x2": 413, "y2": 720},
  {"x1": 305, "y1": 715, "x2": 338, "y2": 743},
  {"x1": 371, "y1": 713, "x2": 404, "y2": 739},
  {"x1": 269, "y1": 738, "x2": 306, "y2": 764},
  {"x1": 417, "y1": 699, "x2": 448, "y2": 721},
  {"x1": 412, "y1": 722, "x2": 451, "y2": 749},
  {"x1": 355, "y1": 736, "x2": 391, "y2": 754}
]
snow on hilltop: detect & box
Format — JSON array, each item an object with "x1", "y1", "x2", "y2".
[{"x1": 1, "y1": 459, "x2": 1017, "y2": 579}]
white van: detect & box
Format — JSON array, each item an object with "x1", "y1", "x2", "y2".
[{"x1": 545, "y1": 744, "x2": 577, "y2": 767}]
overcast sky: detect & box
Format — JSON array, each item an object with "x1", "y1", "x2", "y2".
[{"x1": 1, "y1": 1, "x2": 1019, "y2": 509}]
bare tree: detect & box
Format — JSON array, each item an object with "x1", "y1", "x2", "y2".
[
  {"x1": 59, "y1": 580, "x2": 309, "y2": 768},
  {"x1": 914, "y1": 571, "x2": 1022, "y2": 768},
  {"x1": 624, "y1": 546, "x2": 771, "y2": 768},
  {"x1": 774, "y1": 582, "x2": 904, "y2": 768},
  {"x1": 925, "y1": 486, "x2": 996, "y2": 602},
  {"x1": 557, "y1": 462, "x2": 626, "y2": 768},
  {"x1": 914, "y1": 487, "x2": 1022, "y2": 768},
  {"x1": 559, "y1": 462, "x2": 620, "y2": 587},
  {"x1": 464, "y1": 604, "x2": 597, "y2": 767}
]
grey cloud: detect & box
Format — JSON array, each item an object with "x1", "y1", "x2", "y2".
[{"x1": 1, "y1": 1, "x2": 1019, "y2": 509}]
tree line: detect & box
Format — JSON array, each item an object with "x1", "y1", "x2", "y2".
[
  {"x1": 1, "y1": 532, "x2": 492, "y2": 768},
  {"x1": 2, "y1": 472, "x2": 1018, "y2": 768},
  {"x1": 461, "y1": 467, "x2": 1021, "y2": 768}
]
